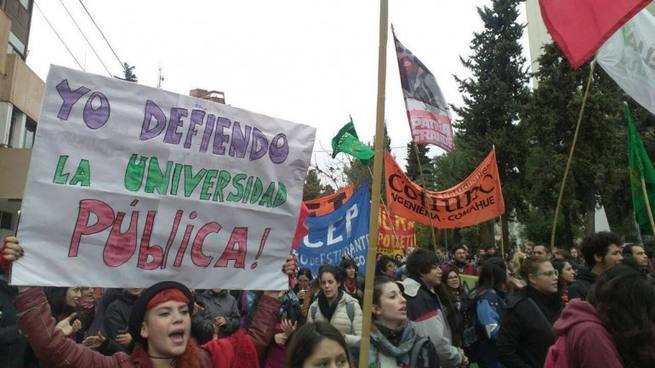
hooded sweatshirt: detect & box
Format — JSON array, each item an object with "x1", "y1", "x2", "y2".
[{"x1": 544, "y1": 299, "x2": 623, "y2": 368}]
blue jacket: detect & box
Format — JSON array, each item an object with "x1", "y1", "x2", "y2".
[{"x1": 474, "y1": 289, "x2": 506, "y2": 368}]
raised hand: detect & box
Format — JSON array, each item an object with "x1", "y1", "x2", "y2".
[
  {"x1": 280, "y1": 318, "x2": 297, "y2": 337},
  {"x1": 1, "y1": 236, "x2": 23, "y2": 262},
  {"x1": 116, "y1": 332, "x2": 132, "y2": 347},
  {"x1": 82, "y1": 333, "x2": 106, "y2": 350},
  {"x1": 55, "y1": 313, "x2": 81, "y2": 337}
]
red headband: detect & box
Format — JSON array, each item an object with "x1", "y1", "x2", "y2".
[{"x1": 146, "y1": 289, "x2": 190, "y2": 310}]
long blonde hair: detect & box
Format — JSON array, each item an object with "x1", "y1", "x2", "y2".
[{"x1": 510, "y1": 251, "x2": 526, "y2": 274}]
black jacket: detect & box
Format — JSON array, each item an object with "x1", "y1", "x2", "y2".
[
  {"x1": 192, "y1": 289, "x2": 241, "y2": 343},
  {"x1": 567, "y1": 268, "x2": 597, "y2": 301},
  {"x1": 497, "y1": 286, "x2": 562, "y2": 368},
  {"x1": 103, "y1": 290, "x2": 139, "y2": 348},
  {"x1": 0, "y1": 276, "x2": 27, "y2": 368}
]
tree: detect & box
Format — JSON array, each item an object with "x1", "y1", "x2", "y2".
[
  {"x1": 122, "y1": 62, "x2": 138, "y2": 82},
  {"x1": 522, "y1": 42, "x2": 649, "y2": 244},
  {"x1": 452, "y1": 0, "x2": 530, "y2": 247},
  {"x1": 303, "y1": 168, "x2": 322, "y2": 200},
  {"x1": 405, "y1": 143, "x2": 431, "y2": 182}
]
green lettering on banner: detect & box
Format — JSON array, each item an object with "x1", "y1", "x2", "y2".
[
  {"x1": 69, "y1": 159, "x2": 91, "y2": 187},
  {"x1": 227, "y1": 174, "x2": 247, "y2": 202},
  {"x1": 53, "y1": 155, "x2": 70, "y2": 184},
  {"x1": 259, "y1": 182, "x2": 276, "y2": 207},
  {"x1": 183, "y1": 166, "x2": 206, "y2": 197},
  {"x1": 213, "y1": 170, "x2": 231, "y2": 202},
  {"x1": 124, "y1": 154, "x2": 145, "y2": 191},
  {"x1": 144, "y1": 157, "x2": 172, "y2": 194},
  {"x1": 200, "y1": 170, "x2": 218, "y2": 200}
]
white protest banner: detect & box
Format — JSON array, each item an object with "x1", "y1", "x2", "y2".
[
  {"x1": 598, "y1": 9, "x2": 655, "y2": 115},
  {"x1": 12, "y1": 66, "x2": 315, "y2": 289}
]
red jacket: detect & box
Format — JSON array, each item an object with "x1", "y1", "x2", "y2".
[
  {"x1": 16, "y1": 287, "x2": 280, "y2": 368},
  {"x1": 545, "y1": 299, "x2": 623, "y2": 368}
]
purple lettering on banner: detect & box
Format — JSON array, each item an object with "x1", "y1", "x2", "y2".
[
  {"x1": 199, "y1": 114, "x2": 216, "y2": 153},
  {"x1": 140, "y1": 100, "x2": 167, "y2": 140},
  {"x1": 212, "y1": 117, "x2": 231, "y2": 155},
  {"x1": 164, "y1": 107, "x2": 188, "y2": 145},
  {"x1": 185, "y1": 109, "x2": 206, "y2": 148},
  {"x1": 83, "y1": 92, "x2": 111, "y2": 129},
  {"x1": 229, "y1": 122, "x2": 251, "y2": 158},
  {"x1": 56, "y1": 79, "x2": 90, "y2": 121},
  {"x1": 269, "y1": 133, "x2": 289, "y2": 164},
  {"x1": 249, "y1": 128, "x2": 268, "y2": 161}
]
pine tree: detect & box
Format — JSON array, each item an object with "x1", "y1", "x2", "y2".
[
  {"x1": 453, "y1": 0, "x2": 530, "y2": 246},
  {"x1": 522, "y1": 43, "x2": 647, "y2": 243},
  {"x1": 122, "y1": 62, "x2": 138, "y2": 82},
  {"x1": 303, "y1": 168, "x2": 322, "y2": 200},
  {"x1": 405, "y1": 143, "x2": 432, "y2": 184}
]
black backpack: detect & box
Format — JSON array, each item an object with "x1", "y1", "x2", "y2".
[{"x1": 409, "y1": 336, "x2": 439, "y2": 368}]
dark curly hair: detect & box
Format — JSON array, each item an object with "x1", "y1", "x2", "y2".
[
  {"x1": 588, "y1": 265, "x2": 655, "y2": 367},
  {"x1": 580, "y1": 231, "x2": 622, "y2": 269}
]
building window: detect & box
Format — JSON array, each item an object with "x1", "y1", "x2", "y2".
[
  {"x1": 8, "y1": 32, "x2": 25, "y2": 56},
  {"x1": 23, "y1": 118, "x2": 35, "y2": 148}
]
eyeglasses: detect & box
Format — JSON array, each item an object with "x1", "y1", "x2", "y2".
[{"x1": 533, "y1": 270, "x2": 559, "y2": 278}]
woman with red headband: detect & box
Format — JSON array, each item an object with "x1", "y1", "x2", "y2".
[{"x1": 1, "y1": 236, "x2": 283, "y2": 368}]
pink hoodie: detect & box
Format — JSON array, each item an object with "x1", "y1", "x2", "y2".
[{"x1": 545, "y1": 299, "x2": 623, "y2": 368}]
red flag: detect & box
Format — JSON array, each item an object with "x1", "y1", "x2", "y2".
[
  {"x1": 539, "y1": 0, "x2": 651, "y2": 69},
  {"x1": 291, "y1": 203, "x2": 309, "y2": 251}
]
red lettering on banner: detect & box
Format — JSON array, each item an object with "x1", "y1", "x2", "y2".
[{"x1": 68, "y1": 199, "x2": 268, "y2": 270}]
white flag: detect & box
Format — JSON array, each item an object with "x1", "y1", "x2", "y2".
[{"x1": 597, "y1": 9, "x2": 655, "y2": 115}]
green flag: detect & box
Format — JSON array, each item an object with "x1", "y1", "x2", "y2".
[
  {"x1": 331, "y1": 118, "x2": 375, "y2": 163},
  {"x1": 626, "y1": 103, "x2": 655, "y2": 235}
]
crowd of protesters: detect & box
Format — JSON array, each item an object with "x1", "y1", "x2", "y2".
[{"x1": 2, "y1": 230, "x2": 655, "y2": 367}]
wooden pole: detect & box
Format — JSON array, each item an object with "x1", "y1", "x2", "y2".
[
  {"x1": 550, "y1": 61, "x2": 596, "y2": 251},
  {"x1": 640, "y1": 175, "x2": 655, "y2": 236},
  {"x1": 411, "y1": 143, "x2": 439, "y2": 251},
  {"x1": 359, "y1": 0, "x2": 387, "y2": 366},
  {"x1": 498, "y1": 216, "x2": 505, "y2": 258}
]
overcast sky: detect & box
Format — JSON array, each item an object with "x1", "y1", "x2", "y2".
[{"x1": 27, "y1": 0, "x2": 530, "y2": 186}]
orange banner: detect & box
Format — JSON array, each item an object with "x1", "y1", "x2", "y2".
[
  {"x1": 304, "y1": 186, "x2": 354, "y2": 217},
  {"x1": 378, "y1": 206, "x2": 416, "y2": 256},
  {"x1": 385, "y1": 149, "x2": 505, "y2": 228}
]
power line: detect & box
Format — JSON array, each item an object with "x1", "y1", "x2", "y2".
[
  {"x1": 58, "y1": 0, "x2": 112, "y2": 77},
  {"x1": 34, "y1": 1, "x2": 85, "y2": 71},
  {"x1": 77, "y1": 0, "x2": 123, "y2": 69},
  {"x1": 312, "y1": 145, "x2": 407, "y2": 153}
]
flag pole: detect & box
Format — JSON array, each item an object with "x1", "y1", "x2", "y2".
[
  {"x1": 498, "y1": 216, "x2": 505, "y2": 258},
  {"x1": 359, "y1": 0, "x2": 388, "y2": 365},
  {"x1": 411, "y1": 143, "x2": 439, "y2": 251},
  {"x1": 550, "y1": 61, "x2": 596, "y2": 251},
  {"x1": 640, "y1": 174, "x2": 655, "y2": 236}
]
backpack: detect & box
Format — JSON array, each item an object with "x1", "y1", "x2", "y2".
[
  {"x1": 544, "y1": 335, "x2": 570, "y2": 368},
  {"x1": 462, "y1": 292, "x2": 479, "y2": 348},
  {"x1": 409, "y1": 336, "x2": 440, "y2": 368},
  {"x1": 310, "y1": 302, "x2": 356, "y2": 334}
]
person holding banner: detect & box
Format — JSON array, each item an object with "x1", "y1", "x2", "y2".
[
  {"x1": 401, "y1": 248, "x2": 467, "y2": 368},
  {"x1": 307, "y1": 265, "x2": 363, "y2": 352},
  {"x1": 0, "y1": 241, "x2": 27, "y2": 368},
  {"x1": 1, "y1": 236, "x2": 284, "y2": 368},
  {"x1": 368, "y1": 275, "x2": 439, "y2": 367}
]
